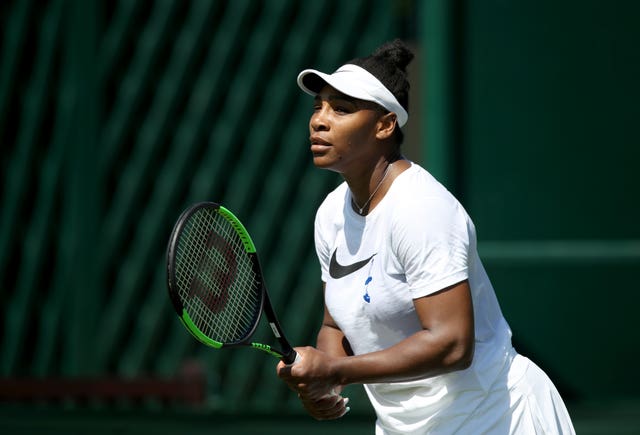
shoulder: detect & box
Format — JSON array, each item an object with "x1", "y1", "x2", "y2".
[
  {"x1": 316, "y1": 180, "x2": 348, "y2": 215},
  {"x1": 314, "y1": 181, "x2": 348, "y2": 230},
  {"x1": 388, "y1": 163, "x2": 464, "y2": 222},
  {"x1": 382, "y1": 163, "x2": 475, "y2": 260}
]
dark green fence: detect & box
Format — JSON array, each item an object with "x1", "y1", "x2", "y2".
[
  {"x1": 459, "y1": 0, "x2": 640, "y2": 403},
  {"x1": 0, "y1": 0, "x2": 402, "y2": 415}
]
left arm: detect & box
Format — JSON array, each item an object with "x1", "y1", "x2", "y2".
[
  {"x1": 333, "y1": 279, "x2": 474, "y2": 385},
  {"x1": 279, "y1": 279, "x2": 474, "y2": 389}
]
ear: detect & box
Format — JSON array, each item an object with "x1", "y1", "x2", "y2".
[{"x1": 375, "y1": 112, "x2": 397, "y2": 140}]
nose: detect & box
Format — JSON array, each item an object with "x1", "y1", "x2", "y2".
[{"x1": 310, "y1": 103, "x2": 329, "y2": 132}]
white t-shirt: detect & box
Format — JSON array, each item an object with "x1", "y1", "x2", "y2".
[{"x1": 314, "y1": 163, "x2": 515, "y2": 434}]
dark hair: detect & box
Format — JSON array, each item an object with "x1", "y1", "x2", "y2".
[{"x1": 349, "y1": 39, "x2": 414, "y2": 144}]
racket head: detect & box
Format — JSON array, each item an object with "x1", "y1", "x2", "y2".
[{"x1": 166, "y1": 202, "x2": 265, "y2": 349}]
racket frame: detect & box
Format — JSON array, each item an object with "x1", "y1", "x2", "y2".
[{"x1": 166, "y1": 202, "x2": 296, "y2": 364}]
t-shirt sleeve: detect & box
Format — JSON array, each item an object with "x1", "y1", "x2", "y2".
[{"x1": 391, "y1": 196, "x2": 470, "y2": 298}]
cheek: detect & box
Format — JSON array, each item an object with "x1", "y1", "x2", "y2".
[
  {"x1": 333, "y1": 115, "x2": 378, "y2": 153},
  {"x1": 346, "y1": 126, "x2": 375, "y2": 150}
]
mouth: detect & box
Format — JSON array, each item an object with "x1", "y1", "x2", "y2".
[{"x1": 310, "y1": 136, "x2": 331, "y2": 155}]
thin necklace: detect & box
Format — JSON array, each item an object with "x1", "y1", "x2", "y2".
[{"x1": 352, "y1": 162, "x2": 393, "y2": 215}]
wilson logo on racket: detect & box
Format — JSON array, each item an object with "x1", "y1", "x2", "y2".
[{"x1": 186, "y1": 230, "x2": 237, "y2": 313}]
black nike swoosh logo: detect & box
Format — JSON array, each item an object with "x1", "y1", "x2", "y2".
[{"x1": 329, "y1": 249, "x2": 376, "y2": 279}]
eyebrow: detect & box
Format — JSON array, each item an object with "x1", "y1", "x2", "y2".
[
  {"x1": 313, "y1": 94, "x2": 385, "y2": 113},
  {"x1": 313, "y1": 94, "x2": 359, "y2": 104}
]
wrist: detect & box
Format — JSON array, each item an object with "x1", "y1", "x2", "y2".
[{"x1": 329, "y1": 355, "x2": 350, "y2": 388}]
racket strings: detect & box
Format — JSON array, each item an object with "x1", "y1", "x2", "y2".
[{"x1": 174, "y1": 207, "x2": 261, "y2": 343}]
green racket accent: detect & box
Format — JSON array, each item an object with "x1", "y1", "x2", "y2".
[
  {"x1": 181, "y1": 309, "x2": 223, "y2": 349},
  {"x1": 251, "y1": 342, "x2": 285, "y2": 358},
  {"x1": 181, "y1": 310, "x2": 282, "y2": 357},
  {"x1": 218, "y1": 205, "x2": 256, "y2": 254},
  {"x1": 181, "y1": 311, "x2": 282, "y2": 357}
]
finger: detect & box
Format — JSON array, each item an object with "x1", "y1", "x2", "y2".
[
  {"x1": 304, "y1": 396, "x2": 350, "y2": 420},
  {"x1": 297, "y1": 382, "x2": 339, "y2": 401},
  {"x1": 276, "y1": 362, "x2": 293, "y2": 380},
  {"x1": 300, "y1": 393, "x2": 348, "y2": 413},
  {"x1": 300, "y1": 394, "x2": 339, "y2": 411}
]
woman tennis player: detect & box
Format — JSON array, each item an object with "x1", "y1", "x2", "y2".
[{"x1": 276, "y1": 39, "x2": 575, "y2": 434}]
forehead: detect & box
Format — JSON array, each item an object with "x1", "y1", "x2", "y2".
[
  {"x1": 314, "y1": 85, "x2": 382, "y2": 111},
  {"x1": 314, "y1": 85, "x2": 354, "y2": 102}
]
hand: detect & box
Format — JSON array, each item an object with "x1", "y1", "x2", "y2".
[
  {"x1": 297, "y1": 388, "x2": 350, "y2": 420},
  {"x1": 276, "y1": 347, "x2": 349, "y2": 420}
]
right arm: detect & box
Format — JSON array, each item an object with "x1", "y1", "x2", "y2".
[
  {"x1": 316, "y1": 286, "x2": 353, "y2": 361},
  {"x1": 314, "y1": 287, "x2": 353, "y2": 397},
  {"x1": 276, "y1": 283, "x2": 351, "y2": 420}
]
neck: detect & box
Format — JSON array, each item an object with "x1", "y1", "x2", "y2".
[{"x1": 349, "y1": 160, "x2": 394, "y2": 215}]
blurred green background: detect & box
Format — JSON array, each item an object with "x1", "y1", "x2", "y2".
[{"x1": 1, "y1": 0, "x2": 639, "y2": 433}]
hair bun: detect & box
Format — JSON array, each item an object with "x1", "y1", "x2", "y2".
[
  {"x1": 371, "y1": 39, "x2": 414, "y2": 72},
  {"x1": 346, "y1": 39, "x2": 414, "y2": 118}
]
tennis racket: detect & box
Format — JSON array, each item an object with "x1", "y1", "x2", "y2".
[{"x1": 166, "y1": 201, "x2": 298, "y2": 364}]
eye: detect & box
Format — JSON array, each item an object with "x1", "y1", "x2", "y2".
[
  {"x1": 312, "y1": 101, "x2": 325, "y2": 114},
  {"x1": 332, "y1": 104, "x2": 352, "y2": 114}
]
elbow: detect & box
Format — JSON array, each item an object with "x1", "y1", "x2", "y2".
[
  {"x1": 457, "y1": 340, "x2": 475, "y2": 370},
  {"x1": 445, "y1": 314, "x2": 475, "y2": 372},
  {"x1": 444, "y1": 335, "x2": 475, "y2": 372}
]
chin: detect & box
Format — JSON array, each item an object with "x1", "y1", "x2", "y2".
[
  {"x1": 312, "y1": 157, "x2": 339, "y2": 172},
  {"x1": 311, "y1": 151, "x2": 345, "y2": 172},
  {"x1": 312, "y1": 155, "x2": 330, "y2": 167}
]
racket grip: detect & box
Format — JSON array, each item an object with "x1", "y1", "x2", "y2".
[{"x1": 282, "y1": 349, "x2": 299, "y2": 365}]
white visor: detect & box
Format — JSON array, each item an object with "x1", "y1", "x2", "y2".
[{"x1": 297, "y1": 64, "x2": 408, "y2": 127}]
